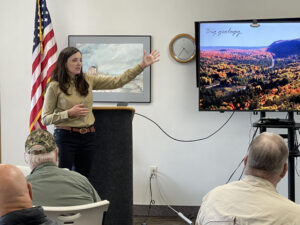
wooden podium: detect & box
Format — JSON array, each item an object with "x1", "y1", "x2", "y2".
[{"x1": 89, "y1": 106, "x2": 135, "y2": 225}]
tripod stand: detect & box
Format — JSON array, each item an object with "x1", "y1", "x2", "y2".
[{"x1": 253, "y1": 111, "x2": 300, "y2": 201}]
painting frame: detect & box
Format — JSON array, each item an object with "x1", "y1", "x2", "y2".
[{"x1": 68, "y1": 35, "x2": 151, "y2": 103}]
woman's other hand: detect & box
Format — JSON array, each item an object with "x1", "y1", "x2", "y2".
[
  {"x1": 139, "y1": 49, "x2": 160, "y2": 69},
  {"x1": 67, "y1": 104, "x2": 89, "y2": 117}
]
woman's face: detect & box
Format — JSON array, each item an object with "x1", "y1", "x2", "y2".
[{"x1": 66, "y1": 51, "x2": 82, "y2": 77}]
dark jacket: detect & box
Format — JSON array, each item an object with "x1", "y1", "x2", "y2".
[{"x1": 0, "y1": 206, "x2": 58, "y2": 225}]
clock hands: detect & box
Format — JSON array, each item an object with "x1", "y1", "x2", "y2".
[
  {"x1": 178, "y1": 47, "x2": 190, "y2": 58},
  {"x1": 178, "y1": 48, "x2": 185, "y2": 57},
  {"x1": 183, "y1": 48, "x2": 190, "y2": 54}
]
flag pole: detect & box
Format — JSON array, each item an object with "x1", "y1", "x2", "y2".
[{"x1": 37, "y1": 0, "x2": 43, "y2": 54}]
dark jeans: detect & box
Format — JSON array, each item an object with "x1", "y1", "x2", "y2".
[{"x1": 53, "y1": 128, "x2": 97, "y2": 178}]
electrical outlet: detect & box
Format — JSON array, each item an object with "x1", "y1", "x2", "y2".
[{"x1": 150, "y1": 166, "x2": 158, "y2": 178}]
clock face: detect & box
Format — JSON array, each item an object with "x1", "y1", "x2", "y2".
[
  {"x1": 170, "y1": 34, "x2": 196, "y2": 63},
  {"x1": 173, "y1": 37, "x2": 195, "y2": 60}
]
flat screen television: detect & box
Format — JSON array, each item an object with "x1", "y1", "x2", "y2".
[{"x1": 195, "y1": 18, "x2": 300, "y2": 111}]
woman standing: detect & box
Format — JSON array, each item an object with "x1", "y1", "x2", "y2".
[{"x1": 42, "y1": 46, "x2": 160, "y2": 177}]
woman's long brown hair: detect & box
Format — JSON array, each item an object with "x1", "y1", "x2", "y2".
[{"x1": 50, "y1": 47, "x2": 89, "y2": 96}]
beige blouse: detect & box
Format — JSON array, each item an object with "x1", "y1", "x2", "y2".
[
  {"x1": 196, "y1": 175, "x2": 300, "y2": 225},
  {"x1": 41, "y1": 64, "x2": 143, "y2": 127}
]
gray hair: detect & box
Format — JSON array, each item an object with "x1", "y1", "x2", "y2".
[
  {"x1": 247, "y1": 132, "x2": 288, "y2": 174},
  {"x1": 25, "y1": 147, "x2": 57, "y2": 169}
]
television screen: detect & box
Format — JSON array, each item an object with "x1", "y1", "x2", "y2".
[{"x1": 195, "y1": 19, "x2": 300, "y2": 111}]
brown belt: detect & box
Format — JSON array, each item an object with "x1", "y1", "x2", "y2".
[{"x1": 57, "y1": 125, "x2": 95, "y2": 134}]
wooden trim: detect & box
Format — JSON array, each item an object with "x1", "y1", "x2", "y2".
[{"x1": 93, "y1": 106, "x2": 135, "y2": 113}]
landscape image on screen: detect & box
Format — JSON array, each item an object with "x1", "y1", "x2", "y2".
[{"x1": 198, "y1": 21, "x2": 300, "y2": 111}]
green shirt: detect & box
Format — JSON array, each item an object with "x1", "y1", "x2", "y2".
[
  {"x1": 26, "y1": 162, "x2": 101, "y2": 206},
  {"x1": 42, "y1": 64, "x2": 143, "y2": 127}
]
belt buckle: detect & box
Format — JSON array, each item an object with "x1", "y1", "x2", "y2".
[{"x1": 79, "y1": 128, "x2": 88, "y2": 134}]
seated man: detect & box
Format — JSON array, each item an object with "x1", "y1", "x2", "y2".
[
  {"x1": 0, "y1": 164, "x2": 58, "y2": 225},
  {"x1": 25, "y1": 129, "x2": 101, "y2": 206},
  {"x1": 196, "y1": 132, "x2": 300, "y2": 225}
]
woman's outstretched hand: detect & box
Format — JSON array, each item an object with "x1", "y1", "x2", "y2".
[{"x1": 139, "y1": 49, "x2": 160, "y2": 69}]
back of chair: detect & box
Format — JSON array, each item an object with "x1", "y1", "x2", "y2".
[{"x1": 42, "y1": 200, "x2": 110, "y2": 225}]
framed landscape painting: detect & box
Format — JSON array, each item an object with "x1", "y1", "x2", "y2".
[{"x1": 68, "y1": 35, "x2": 151, "y2": 103}]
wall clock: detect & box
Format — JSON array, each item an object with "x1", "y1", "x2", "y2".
[{"x1": 169, "y1": 33, "x2": 196, "y2": 63}]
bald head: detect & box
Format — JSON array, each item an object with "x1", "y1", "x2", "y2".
[
  {"x1": 0, "y1": 164, "x2": 33, "y2": 217},
  {"x1": 246, "y1": 132, "x2": 289, "y2": 176}
]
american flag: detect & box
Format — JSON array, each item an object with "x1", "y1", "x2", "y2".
[{"x1": 30, "y1": 0, "x2": 57, "y2": 132}]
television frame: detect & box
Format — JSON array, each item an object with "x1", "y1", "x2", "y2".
[
  {"x1": 195, "y1": 18, "x2": 300, "y2": 112},
  {"x1": 68, "y1": 35, "x2": 151, "y2": 103}
]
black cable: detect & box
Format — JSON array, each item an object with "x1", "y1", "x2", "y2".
[
  {"x1": 238, "y1": 166, "x2": 246, "y2": 181},
  {"x1": 226, "y1": 157, "x2": 244, "y2": 184},
  {"x1": 227, "y1": 127, "x2": 259, "y2": 183},
  {"x1": 296, "y1": 158, "x2": 300, "y2": 177},
  {"x1": 297, "y1": 130, "x2": 300, "y2": 148},
  {"x1": 249, "y1": 127, "x2": 259, "y2": 149},
  {"x1": 142, "y1": 173, "x2": 155, "y2": 225},
  {"x1": 135, "y1": 112, "x2": 235, "y2": 142},
  {"x1": 248, "y1": 113, "x2": 254, "y2": 145},
  {"x1": 294, "y1": 132, "x2": 300, "y2": 177}
]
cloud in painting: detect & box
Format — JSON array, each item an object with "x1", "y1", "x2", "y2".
[{"x1": 77, "y1": 43, "x2": 143, "y2": 75}]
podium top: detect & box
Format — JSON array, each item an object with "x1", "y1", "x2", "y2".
[{"x1": 92, "y1": 106, "x2": 135, "y2": 113}]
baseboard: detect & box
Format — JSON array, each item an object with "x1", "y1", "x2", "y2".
[{"x1": 133, "y1": 204, "x2": 199, "y2": 218}]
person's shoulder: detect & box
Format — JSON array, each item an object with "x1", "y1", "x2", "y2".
[
  {"x1": 66, "y1": 170, "x2": 95, "y2": 188},
  {"x1": 276, "y1": 198, "x2": 300, "y2": 220},
  {"x1": 204, "y1": 180, "x2": 240, "y2": 198},
  {"x1": 84, "y1": 73, "x2": 109, "y2": 80},
  {"x1": 47, "y1": 80, "x2": 59, "y2": 89},
  {"x1": 213, "y1": 181, "x2": 239, "y2": 191},
  {"x1": 83, "y1": 73, "x2": 101, "y2": 82},
  {"x1": 81, "y1": 73, "x2": 96, "y2": 84},
  {"x1": 277, "y1": 194, "x2": 300, "y2": 209},
  {"x1": 83, "y1": 73, "x2": 92, "y2": 79},
  {"x1": 60, "y1": 168, "x2": 89, "y2": 180},
  {"x1": 53, "y1": 167, "x2": 86, "y2": 182}
]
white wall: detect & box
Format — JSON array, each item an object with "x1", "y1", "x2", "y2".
[{"x1": 1, "y1": 0, "x2": 300, "y2": 206}]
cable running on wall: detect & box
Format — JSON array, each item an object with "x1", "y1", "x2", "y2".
[
  {"x1": 226, "y1": 126, "x2": 259, "y2": 184},
  {"x1": 135, "y1": 112, "x2": 235, "y2": 142}
]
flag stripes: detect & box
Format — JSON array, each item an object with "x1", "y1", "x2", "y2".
[{"x1": 30, "y1": 0, "x2": 57, "y2": 132}]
